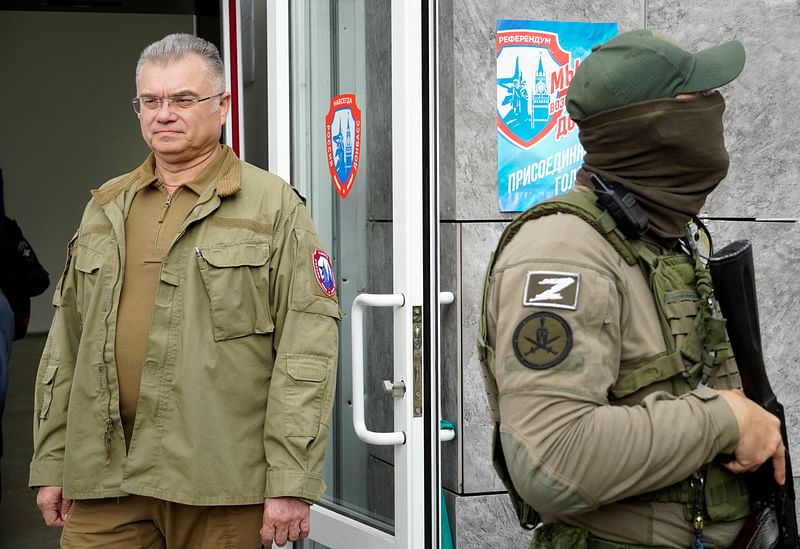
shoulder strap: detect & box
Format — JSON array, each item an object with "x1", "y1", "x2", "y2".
[{"x1": 533, "y1": 192, "x2": 639, "y2": 266}]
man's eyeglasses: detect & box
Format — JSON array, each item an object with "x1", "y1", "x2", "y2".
[{"x1": 131, "y1": 93, "x2": 224, "y2": 114}]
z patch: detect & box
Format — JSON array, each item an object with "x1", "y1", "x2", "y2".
[
  {"x1": 313, "y1": 249, "x2": 337, "y2": 297},
  {"x1": 512, "y1": 311, "x2": 573, "y2": 370},
  {"x1": 523, "y1": 271, "x2": 580, "y2": 310}
]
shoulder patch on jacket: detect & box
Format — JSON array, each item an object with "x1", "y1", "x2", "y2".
[
  {"x1": 523, "y1": 271, "x2": 580, "y2": 310},
  {"x1": 512, "y1": 311, "x2": 573, "y2": 370},
  {"x1": 313, "y1": 249, "x2": 336, "y2": 297}
]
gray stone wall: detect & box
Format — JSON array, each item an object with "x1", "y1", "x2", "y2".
[{"x1": 439, "y1": 1, "x2": 800, "y2": 546}]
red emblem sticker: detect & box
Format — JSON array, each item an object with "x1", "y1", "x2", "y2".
[
  {"x1": 496, "y1": 30, "x2": 572, "y2": 150},
  {"x1": 325, "y1": 94, "x2": 362, "y2": 199},
  {"x1": 313, "y1": 249, "x2": 336, "y2": 297}
]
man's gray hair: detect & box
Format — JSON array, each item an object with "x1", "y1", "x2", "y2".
[{"x1": 136, "y1": 33, "x2": 226, "y2": 94}]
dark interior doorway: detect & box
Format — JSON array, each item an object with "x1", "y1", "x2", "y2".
[{"x1": 1, "y1": 0, "x2": 221, "y2": 50}]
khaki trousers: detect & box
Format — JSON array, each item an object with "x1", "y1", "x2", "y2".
[{"x1": 60, "y1": 495, "x2": 263, "y2": 549}]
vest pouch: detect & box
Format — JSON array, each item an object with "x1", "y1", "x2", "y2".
[
  {"x1": 704, "y1": 463, "x2": 752, "y2": 522},
  {"x1": 530, "y1": 523, "x2": 588, "y2": 549},
  {"x1": 649, "y1": 255, "x2": 698, "y2": 351},
  {"x1": 648, "y1": 256, "x2": 706, "y2": 393}
]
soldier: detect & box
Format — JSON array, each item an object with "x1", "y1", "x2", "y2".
[{"x1": 479, "y1": 30, "x2": 785, "y2": 547}]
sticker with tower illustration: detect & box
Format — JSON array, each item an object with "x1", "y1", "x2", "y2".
[
  {"x1": 497, "y1": 20, "x2": 617, "y2": 212},
  {"x1": 325, "y1": 94, "x2": 362, "y2": 199}
]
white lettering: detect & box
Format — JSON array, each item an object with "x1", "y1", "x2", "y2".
[
  {"x1": 531, "y1": 277, "x2": 575, "y2": 303},
  {"x1": 498, "y1": 33, "x2": 552, "y2": 46},
  {"x1": 508, "y1": 144, "x2": 586, "y2": 196},
  {"x1": 555, "y1": 168, "x2": 578, "y2": 193}
]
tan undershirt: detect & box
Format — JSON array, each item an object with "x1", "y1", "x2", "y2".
[{"x1": 115, "y1": 151, "x2": 224, "y2": 447}]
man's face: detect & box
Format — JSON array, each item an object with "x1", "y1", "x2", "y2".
[{"x1": 136, "y1": 54, "x2": 229, "y2": 163}]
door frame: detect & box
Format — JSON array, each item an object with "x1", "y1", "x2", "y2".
[
  {"x1": 222, "y1": 0, "x2": 246, "y2": 158},
  {"x1": 263, "y1": 0, "x2": 443, "y2": 547}
]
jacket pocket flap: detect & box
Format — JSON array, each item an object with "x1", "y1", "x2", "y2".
[
  {"x1": 287, "y1": 358, "x2": 327, "y2": 382},
  {"x1": 203, "y1": 241, "x2": 270, "y2": 268},
  {"x1": 42, "y1": 362, "x2": 59, "y2": 384},
  {"x1": 74, "y1": 245, "x2": 105, "y2": 274}
]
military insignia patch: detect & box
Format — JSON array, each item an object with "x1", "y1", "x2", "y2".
[
  {"x1": 523, "y1": 271, "x2": 579, "y2": 310},
  {"x1": 313, "y1": 249, "x2": 336, "y2": 297},
  {"x1": 512, "y1": 311, "x2": 573, "y2": 370}
]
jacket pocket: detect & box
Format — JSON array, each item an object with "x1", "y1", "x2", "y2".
[
  {"x1": 72, "y1": 241, "x2": 106, "y2": 314},
  {"x1": 52, "y1": 233, "x2": 78, "y2": 307},
  {"x1": 285, "y1": 356, "x2": 328, "y2": 437},
  {"x1": 38, "y1": 361, "x2": 59, "y2": 420},
  {"x1": 197, "y1": 240, "x2": 273, "y2": 341},
  {"x1": 69, "y1": 235, "x2": 110, "y2": 317}
]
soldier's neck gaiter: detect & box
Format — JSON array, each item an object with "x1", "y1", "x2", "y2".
[{"x1": 576, "y1": 92, "x2": 730, "y2": 240}]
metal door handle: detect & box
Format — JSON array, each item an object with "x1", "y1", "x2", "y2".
[
  {"x1": 439, "y1": 291, "x2": 454, "y2": 305},
  {"x1": 440, "y1": 429, "x2": 456, "y2": 442},
  {"x1": 382, "y1": 380, "x2": 406, "y2": 398},
  {"x1": 351, "y1": 293, "x2": 406, "y2": 445},
  {"x1": 439, "y1": 291, "x2": 456, "y2": 442}
]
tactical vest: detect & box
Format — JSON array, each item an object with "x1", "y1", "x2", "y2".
[{"x1": 477, "y1": 191, "x2": 751, "y2": 530}]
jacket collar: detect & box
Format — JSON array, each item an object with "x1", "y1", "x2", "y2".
[{"x1": 90, "y1": 145, "x2": 241, "y2": 206}]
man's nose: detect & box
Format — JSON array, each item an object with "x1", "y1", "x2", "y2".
[{"x1": 155, "y1": 99, "x2": 178, "y2": 120}]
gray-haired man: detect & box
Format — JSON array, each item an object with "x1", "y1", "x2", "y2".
[{"x1": 31, "y1": 33, "x2": 340, "y2": 548}]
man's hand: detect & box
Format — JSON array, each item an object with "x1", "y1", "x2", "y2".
[
  {"x1": 36, "y1": 486, "x2": 72, "y2": 527},
  {"x1": 718, "y1": 389, "x2": 786, "y2": 485},
  {"x1": 261, "y1": 496, "x2": 311, "y2": 547}
]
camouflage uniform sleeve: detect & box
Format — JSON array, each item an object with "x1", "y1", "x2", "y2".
[
  {"x1": 29, "y1": 229, "x2": 82, "y2": 488},
  {"x1": 488, "y1": 214, "x2": 739, "y2": 516},
  {"x1": 264, "y1": 191, "x2": 341, "y2": 502}
]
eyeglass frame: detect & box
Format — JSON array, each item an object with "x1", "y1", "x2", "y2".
[{"x1": 131, "y1": 92, "x2": 225, "y2": 115}]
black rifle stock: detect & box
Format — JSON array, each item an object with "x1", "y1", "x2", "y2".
[{"x1": 708, "y1": 239, "x2": 799, "y2": 548}]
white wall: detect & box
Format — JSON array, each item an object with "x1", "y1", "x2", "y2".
[{"x1": 0, "y1": 10, "x2": 194, "y2": 333}]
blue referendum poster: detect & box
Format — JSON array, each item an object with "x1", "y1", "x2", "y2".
[{"x1": 497, "y1": 20, "x2": 617, "y2": 212}]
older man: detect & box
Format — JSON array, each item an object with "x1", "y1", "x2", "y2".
[
  {"x1": 30, "y1": 33, "x2": 339, "y2": 548},
  {"x1": 479, "y1": 30, "x2": 786, "y2": 547}
]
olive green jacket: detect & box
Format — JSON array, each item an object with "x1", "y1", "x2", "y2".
[{"x1": 29, "y1": 147, "x2": 340, "y2": 505}]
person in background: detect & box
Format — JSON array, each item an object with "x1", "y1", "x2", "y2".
[
  {"x1": 0, "y1": 169, "x2": 50, "y2": 500},
  {"x1": 479, "y1": 30, "x2": 786, "y2": 547},
  {"x1": 30, "y1": 33, "x2": 339, "y2": 548}
]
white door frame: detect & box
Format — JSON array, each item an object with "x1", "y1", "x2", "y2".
[{"x1": 264, "y1": 1, "x2": 442, "y2": 547}]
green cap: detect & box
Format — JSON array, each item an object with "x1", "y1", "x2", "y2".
[{"x1": 566, "y1": 29, "x2": 745, "y2": 121}]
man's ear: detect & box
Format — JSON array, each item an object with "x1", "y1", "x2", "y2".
[{"x1": 218, "y1": 92, "x2": 232, "y2": 123}]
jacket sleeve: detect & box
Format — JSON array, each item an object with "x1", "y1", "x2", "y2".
[
  {"x1": 263, "y1": 194, "x2": 341, "y2": 502},
  {"x1": 487, "y1": 215, "x2": 740, "y2": 516},
  {"x1": 29, "y1": 231, "x2": 81, "y2": 488}
]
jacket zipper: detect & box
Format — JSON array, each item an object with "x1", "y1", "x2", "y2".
[
  {"x1": 154, "y1": 191, "x2": 175, "y2": 249},
  {"x1": 104, "y1": 417, "x2": 114, "y2": 465}
]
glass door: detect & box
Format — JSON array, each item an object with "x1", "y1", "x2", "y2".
[{"x1": 267, "y1": 1, "x2": 443, "y2": 547}]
